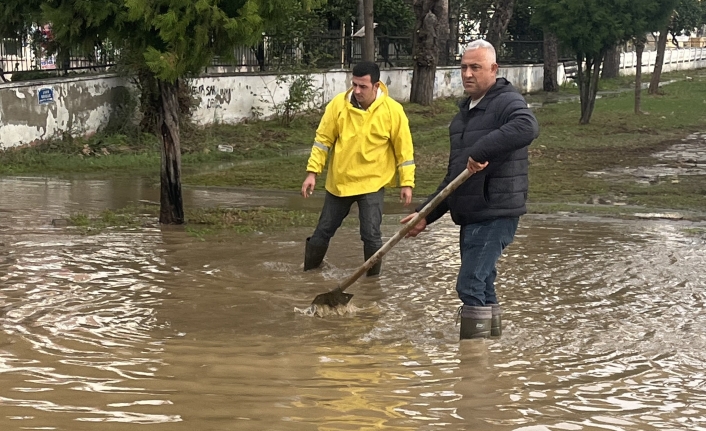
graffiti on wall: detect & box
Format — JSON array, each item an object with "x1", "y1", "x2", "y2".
[{"x1": 191, "y1": 84, "x2": 233, "y2": 110}]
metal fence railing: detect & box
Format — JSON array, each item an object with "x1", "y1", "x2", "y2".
[
  {"x1": 1, "y1": 36, "x2": 117, "y2": 80},
  {"x1": 2, "y1": 34, "x2": 553, "y2": 82},
  {"x1": 210, "y1": 37, "x2": 549, "y2": 72},
  {"x1": 207, "y1": 35, "x2": 418, "y2": 73},
  {"x1": 498, "y1": 40, "x2": 543, "y2": 64}
]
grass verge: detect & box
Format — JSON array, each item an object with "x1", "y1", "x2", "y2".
[{"x1": 4, "y1": 69, "x2": 706, "y2": 233}]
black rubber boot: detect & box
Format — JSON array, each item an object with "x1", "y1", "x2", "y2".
[
  {"x1": 304, "y1": 237, "x2": 328, "y2": 271},
  {"x1": 459, "y1": 305, "x2": 492, "y2": 340},
  {"x1": 490, "y1": 304, "x2": 502, "y2": 337},
  {"x1": 364, "y1": 245, "x2": 382, "y2": 277}
]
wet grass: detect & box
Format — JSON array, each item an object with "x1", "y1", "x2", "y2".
[
  {"x1": 66, "y1": 205, "x2": 334, "y2": 237},
  {"x1": 3, "y1": 69, "x2": 706, "y2": 232},
  {"x1": 188, "y1": 73, "x2": 706, "y2": 216},
  {"x1": 0, "y1": 115, "x2": 319, "y2": 175},
  {"x1": 67, "y1": 207, "x2": 149, "y2": 234},
  {"x1": 682, "y1": 227, "x2": 706, "y2": 238},
  {"x1": 185, "y1": 206, "x2": 321, "y2": 234},
  {"x1": 527, "y1": 76, "x2": 706, "y2": 214},
  {"x1": 184, "y1": 98, "x2": 458, "y2": 194}
]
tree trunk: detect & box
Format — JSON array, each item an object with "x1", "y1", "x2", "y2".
[
  {"x1": 345, "y1": 20, "x2": 353, "y2": 66},
  {"x1": 362, "y1": 0, "x2": 375, "y2": 62},
  {"x1": 436, "y1": 0, "x2": 450, "y2": 66},
  {"x1": 410, "y1": 0, "x2": 440, "y2": 105},
  {"x1": 477, "y1": 0, "x2": 493, "y2": 37},
  {"x1": 357, "y1": 0, "x2": 365, "y2": 32},
  {"x1": 649, "y1": 25, "x2": 669, "y2": 94},
  {"x1": 577, "y1": 53, "x2": 588, "y2": 122},
  {"x1": 157, "y1": 79, "x2": 185, "y2": 225},
  {"x1": 411, "y1": 60, "x2": 436, "y2": 105},
  {"x1": 486, "y1": 0, "x2": 515, "y2": 52},
  {"x1": 634, "y1": 38, "x2": 645, "y2": 114},
  {"x1": 448, "y1": 0, "x2": 460, "y2": 64},
  {"x1": 601, "y1": 44, "x2": 621, "y2": 79},
  {"x1": 542, "y1": 30, "x2": 558, "y2": 92},
  {"x1": 578, "y1": 50, "x2": 604, "y2": 125}
]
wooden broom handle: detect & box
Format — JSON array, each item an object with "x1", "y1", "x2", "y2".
[{"x1": 337, "y1": 168, "x2": 473, "y2": 291}]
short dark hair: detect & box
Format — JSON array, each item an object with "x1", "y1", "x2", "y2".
[{"x1": 352, "y1": 61, "x2": 380, "y2": 84}]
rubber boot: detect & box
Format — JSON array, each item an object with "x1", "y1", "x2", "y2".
[
  {"x1": 490, "y1": 304, "x2": 502, "y2": 337},
  {"x1": 459, "y1": 305, "x2": 492, "y2": 340},
  {"x1": 364, "y1": 245, "x2": 382, "y2": 277},
  {"x1": 304, "y1": 237, "x2": 328, "y2": 271}
]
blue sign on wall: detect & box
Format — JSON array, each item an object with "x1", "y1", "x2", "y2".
[{"x1": 38, "y1": 88, "x2": 54, "y2": 104}]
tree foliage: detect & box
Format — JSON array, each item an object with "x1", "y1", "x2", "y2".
[
  {"x1": 458, "y1": 0, "x2": 493, "y2": 39},
  {"x1": 506, "y1": 0, "x2": 542, "y2": 40},
  {"x1": 671, "y1": 0, "x2": 706, "y2": 38},
  {"x1": 375, "y1": 0, "x2": 415, "y2": 36},
  {"x1": 533, "y1": 0, "x2": 675, "y2": 124},
  {"x1": 0, "y1": 0, "x2": 43, "y2": 38},
  {"x1": 456, "y1": 0, "x2": 534, "y2": 41},
  {"x1": 40, "y1": 0, "x2": 322, "y2": 224}
]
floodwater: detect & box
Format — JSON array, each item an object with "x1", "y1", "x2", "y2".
[{"x1": 1, "y1": 176, "x2": 706, "y2": 431}]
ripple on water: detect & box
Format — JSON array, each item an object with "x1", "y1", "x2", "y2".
[
  {"x1": 0, "y1": 230, "x2": 180, "y2": 425},
  {"x1": 2, "y1": 200, "x2": 706, "y2": 430}
]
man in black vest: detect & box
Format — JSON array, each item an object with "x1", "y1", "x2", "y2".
[{"x1": 402, "y1": 39, "x2": 539, "y2": 340}]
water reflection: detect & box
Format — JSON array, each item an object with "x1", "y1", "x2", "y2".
[{"x1": 1, "y1": 176, "x2": 706, "y2": 430}]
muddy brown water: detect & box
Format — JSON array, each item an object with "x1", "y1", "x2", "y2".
[{"x1": 1, "y1": 176, "x2": 705, "y2": 430}]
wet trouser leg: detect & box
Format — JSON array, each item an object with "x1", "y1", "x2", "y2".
[
  {"x1": 309, "y1": 191, "x2": 356, "y2": 248},
  {"x1": 305, "y1": 192, "x2": 355, "y2": 270},
  {"x1": 357, "y1": 189, "x2": 385, "y2": 276},
  {"x1": 456, "y1": 217, "x2": 519, "y2": 306},
  {"x1": 484, "y1": 268, "x2": 498, "y2": 304}
]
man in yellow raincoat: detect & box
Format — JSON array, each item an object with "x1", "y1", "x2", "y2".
[{"x1": 301, "y1": 61, "x2": 415, "y2": 276}]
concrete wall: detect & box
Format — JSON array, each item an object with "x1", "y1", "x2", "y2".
[
  {"x1": 0, "y1": 74, "x2": 131, "y2": 149},
  {"x1": 190, "y1": 68, "x2": 456, "y2": 126},
  {"x1": 1, "y1": 47, "x2": 705, "y2": 149},
  {"x1": 189, "y1": 65, "x2": 544, "y2": 126}
]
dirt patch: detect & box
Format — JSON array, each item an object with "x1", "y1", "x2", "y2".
[
  {"x1": 258, "y1": 129, "x2": 288, "y2": 141},
  {"x1": 586, "y1": 132, "x2": 706, "y2": 184}
]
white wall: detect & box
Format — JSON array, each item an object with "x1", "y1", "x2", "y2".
[
  {"x1": 188, "y1": 64, "x2": 547, "y2": 126},
  {"x1": 619, "y1": 48, "x2": 706, "y2": 75},
  {"x1": 1, "y1": 47, "x2": 705, "y2": 149},
  {"x1": 0, "y1": 74, "x2": 129, "y2": 149}
]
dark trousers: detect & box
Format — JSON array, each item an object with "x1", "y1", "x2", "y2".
[
  {"x1": 309, "y1": 189, "x2": 385, "y2": 250},
  {"x1": 456, "y1": 217, "x2": 519, "y2": 306}
]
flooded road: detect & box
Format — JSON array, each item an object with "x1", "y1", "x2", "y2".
[{"x1": 1, "y1": 176, "x2": 706, "y2": 430}]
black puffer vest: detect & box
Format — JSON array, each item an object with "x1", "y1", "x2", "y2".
[{"x1": 420, "y1": 78, "x2": 539, "y2": 226}]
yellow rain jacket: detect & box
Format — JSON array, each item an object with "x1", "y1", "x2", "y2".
[{"x1": 305, "y1": 82, "x2": 415, "y2": 197}]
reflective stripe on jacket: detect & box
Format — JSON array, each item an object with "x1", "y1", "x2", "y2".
[{"x1": 305, "y1": 82, "x2": 415, "y2": 197}]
